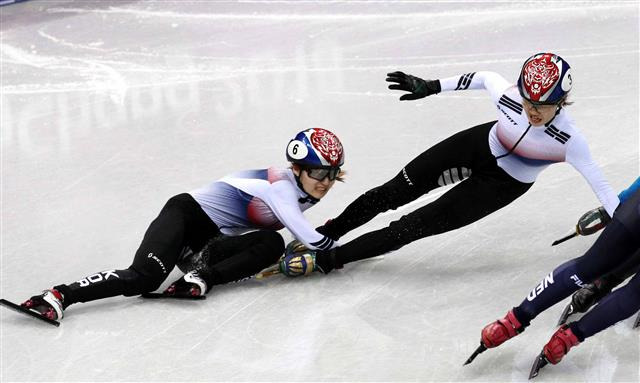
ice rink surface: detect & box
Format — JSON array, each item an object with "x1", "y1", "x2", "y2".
[{"x1": 1, "y1": 0, "x2": 639, "y2": 381}]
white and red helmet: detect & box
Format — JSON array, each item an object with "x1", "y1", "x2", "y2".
[
  {"x1": 286, "y1": 128, "x2": 344, "y2": 168},
  {"x1": 518, "y1": 53, "x2": 572, "y2": 105}
]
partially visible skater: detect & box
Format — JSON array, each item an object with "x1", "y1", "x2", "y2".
[
  {"x1": 473, "y1": 178, "x2": 639, "y2": 378},
  {"x1": 562, "y1": 251, "x2": 640, "y2": 324},
  {"x1": 279, "y1": 53, "x2": 620, "y2": 277},
  {"x1": 19, "y1": 128, "x2": 345, "y2": 321},
  {"x1": 556, "y1": 177, "x2": 640, "y2": 325}
]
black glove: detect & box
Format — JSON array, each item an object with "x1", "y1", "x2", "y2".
[
  {"x1": 316, "y1": 220, "x2": 341, "y2": 241},
  {"x1": 386, "y1": 71, "x2": 441, "y2": 101},
  {"x1": 314, "y1": 248, "x2": 343, "y2": 274}
]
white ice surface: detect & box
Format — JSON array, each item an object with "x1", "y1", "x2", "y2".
[{"x1": 1, "y1": 1, "x2": 639, "y2": 381}]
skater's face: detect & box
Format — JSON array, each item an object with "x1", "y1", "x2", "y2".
[
  {"x1": 293, "y1": 165, "x2": 337, "y2": 199},
  {"x1": 522, "y1": 99, "x2": 558, "y2": 126}
]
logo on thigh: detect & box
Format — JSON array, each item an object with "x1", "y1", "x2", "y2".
[
  {"x1": 402, "y1": 167, "x2": 414, "y2": 186},
  {"x1": 147, "y1": 252, "x2": 167, "y2": 274}
]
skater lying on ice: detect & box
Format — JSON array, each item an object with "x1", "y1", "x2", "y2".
[{"x1": 16, "y1": 128, "x2": 345, "y2": 322}]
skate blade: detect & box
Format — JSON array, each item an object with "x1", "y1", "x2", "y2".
[
  {"x1": 528, "y1": 351, "x2": 549, "y2": 380},
  {"x1": 255, "y1": 265, "x2": 281, "y2": 280},
  {"x1": 551, "y1": 231, "x2": 578, "y2": 246},
  {"x1": 0, "y1": 298, "x2": 60, "y2": 327},
  {"x1": 557, "y1": 303, "x2": 574, "y2": 326},
  {"x1": 463, "y1": 342, "x2": 487, "y2": 365},
  {"x1": 141, "y1": 292, "x2": 205, "y2": 300},
  {"x1": 633, "y1": 312, "x2": 640, "y2": 329}
]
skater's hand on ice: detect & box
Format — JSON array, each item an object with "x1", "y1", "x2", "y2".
[
  {"x1": 279, "y1": 251, "x2": 317, "y2": 277},
  {"x1": 285, "y1": 239, "x2": 309, "y2": 256}
]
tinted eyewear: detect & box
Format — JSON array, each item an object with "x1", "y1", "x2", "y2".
[{"x1": 306, "y1": 167, "x2": 341, "y2": 181}]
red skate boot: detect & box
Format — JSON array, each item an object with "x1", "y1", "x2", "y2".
[
  {"x1": 21, "y1": 289, "x2": 64, "y2": 320},
  {"x1": 481, "y1": 309, "x2": 524, "y2": 348},
  {"x1": 528, "y1": 324, "x2": 581, "y2": 378},
  {"x1": 543, "y1": 325, "x2": 580, "y2": 364},
  {"x1": 465, "y1": 309, "x2": 525, "y2": 365}
]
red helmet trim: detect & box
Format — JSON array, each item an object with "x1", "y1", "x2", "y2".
[{"x1": 522, "y1": 54, "x2": 560, "y2": 103}]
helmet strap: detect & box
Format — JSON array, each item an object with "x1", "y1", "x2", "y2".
[{"x1": 292, "y1": 166, "x2": 319, "y2": 204}]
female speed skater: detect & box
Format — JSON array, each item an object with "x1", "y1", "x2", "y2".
[
  {"x1": 17, "y1": 128, "x2": 345, "y2": 322},
  {"x1": 278, "y1": 52, "x2": 620, "y2": 278},
  {"x1": 471, "y1": 179, "x2": 639, "y2": 378}
]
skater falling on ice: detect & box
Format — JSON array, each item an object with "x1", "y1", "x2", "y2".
[
  {"x1": 17, "y1": 128, "x2": 345, "y2": 322},
  {"x1": 278, "y1": 53, "x2": 620, "y2": 278}
]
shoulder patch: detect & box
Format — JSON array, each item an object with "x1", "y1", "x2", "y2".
[
  {"x1": 544, "y1": 124, "x2": 571, "y2": 144},
  {"x1": 498, "y1": 95, "x2": 523, "y2": 115}
]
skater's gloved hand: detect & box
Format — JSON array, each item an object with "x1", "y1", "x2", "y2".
[
  {"x1": 285, "y1": 239, "x2": 309, "y2": 256},
  {"x1": 576, "y1": 206, "x2": 611, "y2": 236},
  {"x1": 316, "y1": 219, "x2": 341, "y2": 241},
  {"x1": 279, "y1": 251, "x2": 317, "y2": 277},
  {"x1": 386, "y1": 71, "x2": 441, "y2": 100},
  {"x1": 570, "y1": 283, "x2": 602, "y2": 313}
]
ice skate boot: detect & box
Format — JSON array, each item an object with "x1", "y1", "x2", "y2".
[
  {"x1": 164, "y1": 271, "x2": 208, "y2": 298},
  {"x1": 481, "y1": 309, "x2": 524, "y2": 348},
  {"x1": 543, "y1": 324, "x2": 580, "y2": 364},
  {"x1": 465, "y1": 309, "x2": 525, "y2": 365},
  {"x1": 528, "y1": 324, "x2": 581, "y2": 378},
  {"x1": 464, "y1": 309, "x2": 525, "y2": 365},
  {"x1": 21, "y1": 289, "x2": 64, "y2": 320}
]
